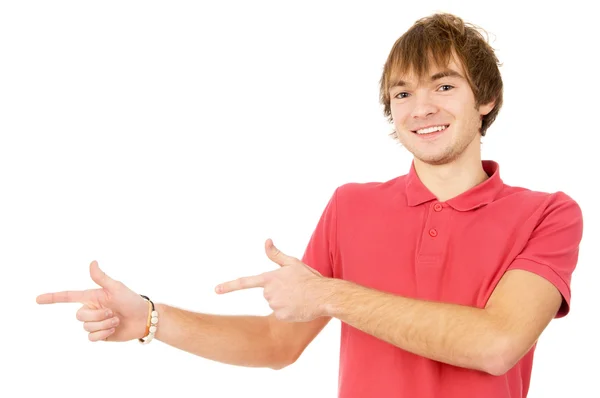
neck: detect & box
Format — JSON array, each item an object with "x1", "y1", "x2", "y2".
[{"x1": 413, "y1": 153, "x2": 489, "y2": 202}]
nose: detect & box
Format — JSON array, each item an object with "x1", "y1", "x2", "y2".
[{"x1": 410, "y1": 93, "x2": 438, "y2": 119}]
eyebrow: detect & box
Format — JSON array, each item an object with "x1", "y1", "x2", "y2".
[{"x1": 390, "y1": 69, "x2": 465, "y2": 88}]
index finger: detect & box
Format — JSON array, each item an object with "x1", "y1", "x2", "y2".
[
  {"x1": 216, "y1": 274, "x2": 266, "y2": 294},
  {"x1": 36, "y1": 290, "x2": 86, "y2": 304}
]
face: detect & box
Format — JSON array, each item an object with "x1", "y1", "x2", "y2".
[{"x1": 388, "y1": 57, "x2": 495, "y2": 166}]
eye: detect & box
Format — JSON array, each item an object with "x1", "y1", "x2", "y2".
[
  {"x1": 439, "y1": 84, "x2": 454, "y2": 92},
  {"x1": 394, "y1": 92, "x2": 410, "y2": 99}
]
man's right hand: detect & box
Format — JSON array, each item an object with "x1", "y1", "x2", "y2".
[{"x1": 36, "y1": 260, "x2": 149, "y2": 342}]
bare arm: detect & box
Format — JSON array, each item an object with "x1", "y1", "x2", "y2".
[
  {"x1": 152, "y1": 304, "x2": 331, "y2": 370},
  {"x1": 323, "y1": 269, "x2": 562, "y2": 375},
  {"x1": 36, "y1": 261, "x2": 331, "y2": 371},
  {"x1": 319, "y1": 195, "x2": 581, "y2": 375}
]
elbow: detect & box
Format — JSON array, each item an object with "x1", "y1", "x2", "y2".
[
  {"x1": 268, "y1": 361, "x2": 291, "y2": 371},
  {"x1": 267, "y1": 345, "x2": 299, "y2": 371},
  {"x1": 482, "y1": 354, "x2": 511, "y2": 377},
  {"x1": 268, "y1": 354, "x2": 297, "y2": 371},
  {"x1": 480, "y1": 334, "x2": 519, "y2": 377},
  {"x1": 270, "y1": 350, "x2": 302, "y2": 371},
  {"x1": 269, "y1": 342, "x2": 309, "y2": 370}
]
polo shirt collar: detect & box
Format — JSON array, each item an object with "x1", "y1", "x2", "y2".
[{"x1": 405, "y1": 160, "x2": 503, "y2": 211}]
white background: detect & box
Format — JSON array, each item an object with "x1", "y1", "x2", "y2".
[{"x1": 1, "y1": 1, "x2": 598, "y2": 397}]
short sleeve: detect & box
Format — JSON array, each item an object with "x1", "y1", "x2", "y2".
[
  {"x1": 301, "y1": 188, "x2": 339, "y2": 278},
  {"x1": 507, "y1": 192, "x2": 584, "y2": 318}
]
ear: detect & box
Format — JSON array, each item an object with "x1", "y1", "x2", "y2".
[{"x1": 478, "y1": 99, "x2": 496, "y2": 117}]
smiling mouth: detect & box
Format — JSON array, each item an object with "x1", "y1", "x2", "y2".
[{"x1": 411, "y1": 124, "x2": 450, "y2": 135}]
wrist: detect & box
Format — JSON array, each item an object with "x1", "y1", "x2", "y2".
[
  {"x1": 138, "y1": 295, "x2": 158, "y2": 344},
  {"x1": 316, "y1": 277, "x2": 343, "y2": 318},
  {"x1": 137, "y1": 298, "x2": 152, "y2": 339},
  {"x1": 153, "y1": 303, "x2": 167, "y2": 340}
]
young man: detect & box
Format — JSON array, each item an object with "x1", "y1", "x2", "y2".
[{"x1": 36, "y1": 13, "x2": 583, "y2": 398}]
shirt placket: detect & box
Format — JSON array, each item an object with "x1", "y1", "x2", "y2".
[{"x1": 415, "y1": 201, "x2": 452, "y2": 299}]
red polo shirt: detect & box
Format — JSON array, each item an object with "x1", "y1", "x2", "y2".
[{"x1": 301, "y1": 160, "x2": 583, "y2": 398}]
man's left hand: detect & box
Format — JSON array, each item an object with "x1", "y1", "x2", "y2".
[{"x1": 215, "y1": 239, "x2": 328, "y2": 322}]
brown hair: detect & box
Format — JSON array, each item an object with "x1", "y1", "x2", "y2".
[{"x1": 379, "y1": 13, "x2": 503, "y2": 137}]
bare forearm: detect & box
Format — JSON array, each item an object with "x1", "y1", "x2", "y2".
[
  {"x1": 323, "y1": 280, "x2": 507, "y2": 374},
  {"x1": 154, "y1": 304, "x2": 288, "y2": 370}
]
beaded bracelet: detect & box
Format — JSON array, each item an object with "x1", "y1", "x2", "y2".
[{"x1": 138, "y1": 295, "x2": 158, "y2": 345}]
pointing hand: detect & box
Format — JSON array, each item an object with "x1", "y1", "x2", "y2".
[
  {"x1": 215, "y1": 239, "x2": 328, "y2": 322},
  {"x1": 36, "y1": 261, "x2": 148, "y2": 342}
]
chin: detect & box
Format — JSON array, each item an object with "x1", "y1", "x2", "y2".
[{"x1": 413, "y1": 149, "x2": 460, "y2": 166}]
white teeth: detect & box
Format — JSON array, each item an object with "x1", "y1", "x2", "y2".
[{"x1": 415, "y1": 125, "x2": 448, "y2": 134}]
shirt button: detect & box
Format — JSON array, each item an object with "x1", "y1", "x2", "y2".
[
  {"x1": 429, "y1": 228, "x2": 438, "y2": 237},
  {"x1": 434, "y1": 203, "x2": 443, "y2": 212}
]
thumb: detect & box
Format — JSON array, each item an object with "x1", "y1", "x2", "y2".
[
  {"x1": 89, "y1": 260, "x2": 118, "y2": 289},
  {"x1": 265, "y1": 239, "x2": 295, "y2": 267}
]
